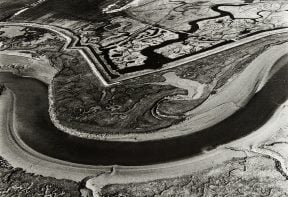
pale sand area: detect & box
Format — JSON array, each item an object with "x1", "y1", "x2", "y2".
[{"x1": 0, "y1": 51, "x2": 57, "y2": 84}]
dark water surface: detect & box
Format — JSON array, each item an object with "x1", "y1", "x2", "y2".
[{"x1": 0, "y1": 63, "x2": 287, "y2": 165}]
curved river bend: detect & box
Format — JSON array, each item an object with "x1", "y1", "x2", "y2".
[{"x1": 0, "y1": 60, "x2": 287, "y2": 166}]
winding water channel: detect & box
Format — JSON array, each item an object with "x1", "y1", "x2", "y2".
[{"x1": 0, "y1": 59, "x2": 287, "y2": 166}]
